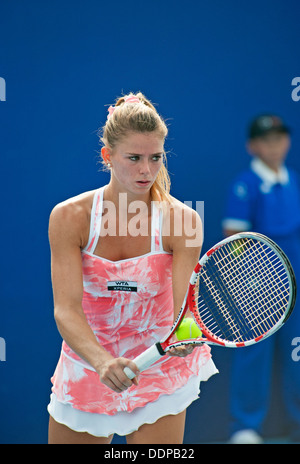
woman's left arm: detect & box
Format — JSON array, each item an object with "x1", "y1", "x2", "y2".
[
  {"x1": 165, "y1": 202, "x2": 203, "y2": 357},
  {"x1": 170, "y1": 203, "x2": 203, "y2": 320}
]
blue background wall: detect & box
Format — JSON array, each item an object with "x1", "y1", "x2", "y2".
[{"x1": 0, "y1": 0, "x2": 299, "y2": 444}]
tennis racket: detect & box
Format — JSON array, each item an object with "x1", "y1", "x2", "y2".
[{"x1": 124, "y1": 232, "x2": 296, "y2": 379}]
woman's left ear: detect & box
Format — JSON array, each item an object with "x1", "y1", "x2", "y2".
[{"x1": 101, "y1": 147, "x2": 111, "y2": 167}]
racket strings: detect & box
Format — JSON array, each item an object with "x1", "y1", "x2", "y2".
[
  {"x1": 212, "y1": 241, "x2": 287, "y2": 302},
  {"x1": 214, "y1": 251, "x2": 288, "y2": 339},
  {"x1": 220, "y1": 241, "x2": 288, "y2": 335},
  {"x1": 195, "y1": 273, "x2": 246, "y2": 341},
  {"x1": 196, "y1": 238, "x2": 291, "y2": 342},
  {"x1": 223, "y1": 241, "x2": 289, "y2": 310},
  {"x1": 213, "y1": 241, "x2": 289, "y2": 327}
]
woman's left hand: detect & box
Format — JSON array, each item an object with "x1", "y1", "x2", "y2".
[{"x1": 167, "y1": 344, "x2": 196, "y2": 357}]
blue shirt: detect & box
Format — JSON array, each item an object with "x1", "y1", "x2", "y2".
[{"x1": 223, "y1": 158, "x2": 300, "y2": 240}]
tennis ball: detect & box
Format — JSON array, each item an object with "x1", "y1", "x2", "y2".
[{"x1": 176, "y1": 318, "x2": 202, "y2": 340}]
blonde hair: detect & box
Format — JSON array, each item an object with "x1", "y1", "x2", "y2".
[{"x1": 100, "y1": 92, "x2": 171, "y2": 203}]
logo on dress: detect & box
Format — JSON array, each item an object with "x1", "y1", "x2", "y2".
[{"x1": 107, "y1": 281, "x2": 138, "y2": 292}]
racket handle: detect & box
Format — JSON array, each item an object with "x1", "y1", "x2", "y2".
[{"x1": 123, "y1": 343, "x2": 164, "y2": 379}]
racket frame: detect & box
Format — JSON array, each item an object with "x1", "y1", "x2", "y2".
[{"x1": 186, "y1": 232, "x2": 296, "y2": 348}]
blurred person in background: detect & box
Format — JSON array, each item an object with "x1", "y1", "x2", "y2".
[{"x1": 223, "y1": 114, "x2": 300, "y2": 444}]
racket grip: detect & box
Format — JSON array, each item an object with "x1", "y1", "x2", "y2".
[{"x1": 123, "y1": 343, "x2": 164, "y2": 379}]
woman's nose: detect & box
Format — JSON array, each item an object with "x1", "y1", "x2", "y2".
[{"x1": 139, "y1": 159, "x2": 151, "y2": 175}]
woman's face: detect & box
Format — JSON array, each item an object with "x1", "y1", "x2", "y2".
[{"x1": 104, "y1": 131, "x2": 164, "y2": 197}]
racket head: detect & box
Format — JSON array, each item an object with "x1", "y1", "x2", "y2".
[{"x1": 187, "y1": 232, "x2": 297, "y2": 348}]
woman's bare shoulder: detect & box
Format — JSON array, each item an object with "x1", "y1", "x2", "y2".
[
  {"x1": 49, "y1": 189, "x2": 97, "y2": 248},
  {"x1": 161, "y1": 195, "x2": 203, "y2": 252},
  {"x1": 51, "y1": 190, "x2": 96, "y2": 217},
  {"x1": 163, "y1": 195, "x2": 202, "y2": 228}
]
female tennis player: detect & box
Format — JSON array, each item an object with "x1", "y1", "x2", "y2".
[{"x1": 47, "y1": 92, "x2": 218, "y2": 444}]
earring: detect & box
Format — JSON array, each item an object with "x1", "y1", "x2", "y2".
[{"x1": 107, "y1": 162, "x2": 111, "y2": 168}]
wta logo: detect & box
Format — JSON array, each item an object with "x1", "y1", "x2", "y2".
[{"x1": 0, "y1": 77, "x2": 6, "y2": 101}]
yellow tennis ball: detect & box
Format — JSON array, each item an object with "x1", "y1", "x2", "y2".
[{"x1": 176, "y1": 318, "x2": 202, "y2": 340}]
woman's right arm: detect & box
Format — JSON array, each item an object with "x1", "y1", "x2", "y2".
[{"x1": 49, "y1": 200, "x2": 139, "y2": 392}]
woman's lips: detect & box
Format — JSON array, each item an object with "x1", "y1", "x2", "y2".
[{"x1": 136, "y1": 180, "x2": 151, "y2": 186}]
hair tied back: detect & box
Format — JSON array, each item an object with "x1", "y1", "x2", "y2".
[{"x1": 107, "y1": 94, "x2": 141, "y2": 119}]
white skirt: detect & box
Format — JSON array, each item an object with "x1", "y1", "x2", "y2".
[{"x1": 48, "y1": 358, "x2": 218, "y2": 437}]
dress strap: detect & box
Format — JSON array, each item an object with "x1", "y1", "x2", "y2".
[
  {"x1": 151, "y1": 202, "x2": 164, "y2": 252},
  {"x1": 83, "y1": 186, "x2": 105, "y2": 253}
]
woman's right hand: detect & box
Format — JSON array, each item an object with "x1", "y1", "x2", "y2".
[{"x1": 97, "y1": 357, "x2": 140, "y2": 393}]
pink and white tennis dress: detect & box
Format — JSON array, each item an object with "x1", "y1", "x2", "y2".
[{"x1": 48, "y1": 186, "x2": 218, "y2": 437}]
